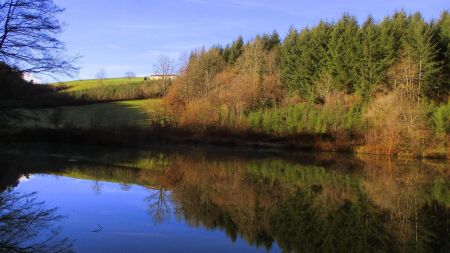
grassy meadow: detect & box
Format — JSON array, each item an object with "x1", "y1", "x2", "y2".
[
  {"x1": 6, "y1": 77, "x2": 170, "y2": 131},
  {"x1": 49, "y1": 77, "x2": 165, "y2": 103},
  {"x1": 11, "y1": 99, "x2": 167, "y2": 129},
  {"x1": 54, "y1": 77, "x2": 146, "y2": 92}
]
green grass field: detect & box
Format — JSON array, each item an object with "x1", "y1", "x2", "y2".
[
  {"x1": 9, "y1": 77, "x2": 169, "y2": 129},
  {"x1": 12, "y1": 99, "x2": 167, "y2": 129},
  {"x1": 54, "y1": 77, "x2": 147, "y2": 92}
]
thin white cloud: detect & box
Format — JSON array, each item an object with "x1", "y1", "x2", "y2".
[
  {"x1": 184, "y1": 0, "x2": 270, "y2": 9},
  {"x1": 182, "y1": 0, "x2": 303, "y2": 16},
  {"x1": 119, "y1": 21, "x2": 241, "y2": 34},
  {"x1": 118, "y1": 24, "x2": 179, "y2": 30}
]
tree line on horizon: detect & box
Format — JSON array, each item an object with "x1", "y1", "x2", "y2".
[
  {"x1": 164, "y1": 10, "x2": 450, "y2": 157},
  {"x1": 174, "y1": 10, "x2": 449, "y2": 102}
]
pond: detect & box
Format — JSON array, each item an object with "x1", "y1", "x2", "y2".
[{"x1": 0, "y1": 144, "x2": 448, "y2": 253}]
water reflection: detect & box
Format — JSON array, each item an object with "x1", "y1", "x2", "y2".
[
  {"x1": 0, "y1": 190, "x2": 73, "y2": 253},
  {"x1": 0, "y1": 145, "x2": 448, "y2": 252},
  {"x1": 145, "y1": 186, "x2": 171, "y2": 224}
]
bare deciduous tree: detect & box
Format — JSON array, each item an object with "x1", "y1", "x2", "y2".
[
  {"x1": 153, "y1": 55, "x2": 175, "y2": 94},
  {"x1": 125, "y1": 71, "x2": 136, "y2": 79},
  {"x1": 95, "y1": 69, "x2": 106, "y2": 83},
  {"x1": 0, "y1": 0, "x2": 78, "y2": 77}
]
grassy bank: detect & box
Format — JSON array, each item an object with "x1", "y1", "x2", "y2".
[
  {"x1": 4, "y1": 95, "x2": 448, "y2": 159},
  {"x1": 9, "y1": 99, "x2": 166, "y2": 129},
  {"x1": 54, "y1": 77, "x2": 164, "y2": 103},
  {"x1": 54, "y1": 77, "x2": 146, "y2": 92}
]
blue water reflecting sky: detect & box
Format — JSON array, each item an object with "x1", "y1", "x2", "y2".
[{"x1": 16, "y1": 175, "x2": 279, "y2": 253}]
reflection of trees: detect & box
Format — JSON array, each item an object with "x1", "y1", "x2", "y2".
[
  {"x1": 120, "y1": 183, "x2": 132, "y2": 191},
  {"x1": 33, "y1": 150, "x2": 448, "y2": 253},
  {"x1": 415, "y1": 201, "x2": 450, "y2": 252},
  {"x1": 137, "y1": 155, "x2": 449, "y2": 253},
  {"x1": 271, "y1": 191, "x2": 321, "y2": 252},
  {"x1": 271, "y1": 190, "x2": 394, "y2": 253},
  {"x1": 145, "y1": 186, "x2": 171, "y2": 224},
  {"x1": 0, "y1": 190, "x2": 72, "y2": 253},
  {"x1": 91, "y1": 180, "x2": 102, "y2": 195},
  {"x1": 360, "y1": 158, "x2": 450, "y2": 252}
]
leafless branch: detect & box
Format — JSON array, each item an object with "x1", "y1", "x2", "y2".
[{"x1": 0, "y1": 0, "x2": 78, "y2": 77}]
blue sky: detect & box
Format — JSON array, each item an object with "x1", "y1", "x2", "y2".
[{"x1": 53, "y1": 0, "x2": 449, "y2": 81}]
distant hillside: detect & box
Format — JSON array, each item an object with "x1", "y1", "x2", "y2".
[
  {"x1": 51, "y1": 77, "x2": 165, "y2": 104},
  {"x1": 54, "y1": 77, "x2": 147, "y2": 92}
]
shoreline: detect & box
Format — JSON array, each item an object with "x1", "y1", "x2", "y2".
[{"x1": 1, "y1": 127, "x2": 447, "y2": 161}]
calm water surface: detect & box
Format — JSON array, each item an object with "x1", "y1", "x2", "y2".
[{"x1": 0, "y1": 144, "x2": 448, "y2": 253}]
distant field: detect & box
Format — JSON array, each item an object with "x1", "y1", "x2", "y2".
[
  {"x1": 54, "y1": 77, "x2": 148, "y2": 92},
  {"x1": 49, "y1": 77, "x2": 165, "y2": 103},
  {"x1": 12, "y1": 99, "x2": 167, "y2": 129}
]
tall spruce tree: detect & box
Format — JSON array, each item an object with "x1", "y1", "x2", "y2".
[
  {"x1": 327, "y1": 14, "x2": 361, "y2": 92},
  {"x1": 280, "y1": 27, "x2": 302, "y2": 93},
  {"x1": 436, "y1": 11, "x2": 450, "y2": 98},
  {"x1": 295, "y1": 28, "x2": 315, "y2": 97},
  {"x1": 260, "y1": 31, "x2": 281, "y2": 51},
  {"x1": 280, "y1": 22, "x2": 331, "y2": 98},
  {"x1": 378, "y1": 15, "x2": 400, "y2": 90},
  {"x1": 402, "y1": 12, "x2": 441, "y2": 97},
  {"x1": 270, "y1": 30, "x2": 281, "y2": 49},
  {"x1": 308, "y1": 21, "x2": 332, "y2": 89},
  {"x1": 227, "y1": 36, "x2": 244, "y2": 65},
  {"x1": 390, "y1": 11, "x2": 409, "y2": 54},
  {"x1": 357, "y1": 16, "x2": 388, "y2": 98}
]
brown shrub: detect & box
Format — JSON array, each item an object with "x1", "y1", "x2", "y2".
[
  {"x1": 181, "y1": 98, "x2": 218, "y2": 131},
  {"x1": 362, "y1": 88, "x2": 430, "y2": 156}
]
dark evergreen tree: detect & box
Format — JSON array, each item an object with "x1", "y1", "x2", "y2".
[
  {"x1": 390, "y1": 11, "x2": 409, "y2": 55},
  {"x1": 260, "y1": 31, "x2": 281, "y2": 51},
  {"x1": 227, "y1": 36, "x2": 244, "y2": 65},
  {"x1": 435, "y1": 11, "x2": 450, "y2": 98},
  {"x1": 327, "y1": 14, "x2": 361, "y2": 92},
  {"x1": 308, "y1": 21, "x2": 332, "y2": 89},
  {"x1": 281, "y1": 24, "x2": 330, "y2": 98},
  {"x1": 357, "y1": 16, "x2": 388, "y2": 98},
  {"x1": 378, "y1": 15, "x2": 400, "y2": 90},
  {"x1": 402, "y1": 12, "x2": 441, "y2": 97},
  {"x1": 293, "y1": 28, "x2": 315, "y2": 97},
  {"x1": 280, "y1": 28, "x2": 302, "y2": 93},
  {"x1": 269, "y1": 30, "x2": 281, "y2": 49},
  {"x1": 222, "y1": 44, "x2": 231, "y2": 64}
]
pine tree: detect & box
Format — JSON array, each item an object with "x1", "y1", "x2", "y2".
[
  {"x1": 280, "y1": 27, "x2": 302, "y2": 92},
  {"x1": 222, "y1": 44, "x2": 231, "y2": 64},
  {"x1": 260, "y1": 31, "x2": 281, "y2": 51},
  {"x1": 280, "y1": 23, "x2": 331, "y2": 98},
  {"x1": 294, "y1": 28, "x2": 316, "y2": 97},
  {"x1": 357, "y1": 16, "x2": 388, "y2": 98},
  {"x1": 308, "y1": 21, "x2": 332, "y2": 92},
  {"x1": 327, "y1": 14, "x2": 361, "y2": 92},
  {"x1": 436, "y1": 11, "x2": 450, "y2": 98},
  {"x1": 378, "y1": 15, "x2": 399, "y2": 91},
  {"x1": 402, "y1": 12, "x2": 441, "y2": 97},
  {"x1": 227, "y1": 36, "x2": 244, "y2": 65},
  {"x1": 270, "y1": 30, "x2": 281, "y2": 49}
]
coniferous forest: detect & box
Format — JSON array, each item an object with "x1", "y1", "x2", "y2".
[{"x1": 163, "y1": 11, "x2": 450, "y2": 157}]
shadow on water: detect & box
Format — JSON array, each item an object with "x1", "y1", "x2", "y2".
[
  {"x1": 0, "y1": 190, "x2": 73, "y2": 253},
  {"x1": 0, "y1": 143, "x2": 448, "y2": 252}
]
